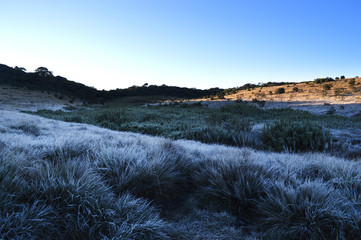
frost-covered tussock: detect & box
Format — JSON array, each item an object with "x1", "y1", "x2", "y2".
[{"x1": 1, "y1": 110, "x2": 361, "y2": 239}]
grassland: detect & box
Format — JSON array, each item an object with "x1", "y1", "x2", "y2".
[
  {"x1": 29, "y1": 100, "x2": 361, "y2": 158},
  {"x1": 2, "y1": 72, "x2": 361, "y2": 239},
  {"x1": 2, "y1": 110, "x2": 361, "y2": 239}
]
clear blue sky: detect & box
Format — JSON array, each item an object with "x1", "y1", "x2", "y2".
[{"x1": 1, "y1": 0, "x2": 360, "y2": 90}]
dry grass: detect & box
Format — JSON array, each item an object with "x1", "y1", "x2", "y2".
[{"x1": 224, "y1": 77, "x2": 361, "y2": 103}]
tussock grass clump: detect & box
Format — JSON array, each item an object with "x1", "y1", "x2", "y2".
[
  {"x1": 0, "y1": 202, "x2": 57, "y2": 240},
  {"x1": 41, "y1": 140, "x2": 94, "y2": 162},
  {"x1": 259, "y1": 181, "x2": 346, "y2": 239},
  {"x1": 95, "y1": 140, "x2": 193, "y2": 204},
  {"x1": 168, "y1": 207, "x2": 248, "y2": 239},
  {"x1": 261, "y1": 120, "x2": 331, "y2": 152},
  {"x1": 10, "y1": 122, "x2": 41, "y2": 136},
  {"x1": 0, "y1": 149, "x2": 170, "y2": 239},
  {"x1": 192, "y1": 159, "x2": 269, "y2": 221}
]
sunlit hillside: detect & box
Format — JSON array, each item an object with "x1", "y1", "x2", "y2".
[{"x1": 223, "y1": 77, "x2": 361, "y2": 103}]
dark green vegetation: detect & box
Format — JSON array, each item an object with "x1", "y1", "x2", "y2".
[
  {"x1": 314, "y1": 77, "x2": 335, "y2": 84},
  {"x1": 31, "y1": 101, "x2": 361, "y2": 157},
  {"x1": 261, "y1": 120, "x2": 331, "y2": 152},
  {"x1": 0, "y1": 64, "x2": 223, "y2": 103}
]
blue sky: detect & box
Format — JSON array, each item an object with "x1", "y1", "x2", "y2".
[{"x1": 1, "y1": 0, "x2": 360, "y2": 90}]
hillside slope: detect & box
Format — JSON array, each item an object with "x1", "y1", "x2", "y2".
[
  {"x1": 0, "y1": 63, "x2": 223, "y2": 103},
  {"x1": 223, "y1": 77, "x2": 361, "y2": 103}
]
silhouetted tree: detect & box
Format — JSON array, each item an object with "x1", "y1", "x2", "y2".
[
  {"x1": 35, "y1": 67, "x2": 53, "y2": 77},
  {"x1": 14, "y1": 66, "x2": 26, "y2": 72}
]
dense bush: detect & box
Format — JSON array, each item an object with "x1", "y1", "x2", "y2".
[
  {"x1": 275, "y1": 87, "x2": 285, "y2": 94},
  {"x1": 314, "y1": 77, "x2": 334, "y2": 84},
  {"x1": 261, "y1": 120, "x2": 331, "y2": 152}
]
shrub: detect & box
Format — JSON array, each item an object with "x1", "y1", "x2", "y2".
[
  {"x1": 334, "y1": 88, "x2": 346, "y2": 96},
  {"x1": 341, "y1": 75, "x2": 345, "y2": 79},
  {"x1": 64, "y1": 116, "x2": 82, "y2": 123},
  {"x1": 323, "y1": 83, "x2": 333, "y2": 91},
  {"x1": 327, "y1": 107, "x2": 336, "y2": 115},
  {"x1": 95, "y1": 109, "x2": 127, "y2": 126},
  {"x1": 275, "y1": 88, "x2": 285, "y2": 94},
  {"x1": 349, "y1": 78, "x2": 356, "y2": 85},
  {"x1": 261, "y1": 120, "x2": 331, "y2": 152},
  {"x1": 314, "y1": 77, "x2": 334, "y2": 84},
  {"x1": 292, "y1": 87, "x2": 299, "y2": 92}
]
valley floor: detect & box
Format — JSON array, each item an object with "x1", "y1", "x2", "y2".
[{"x1": 2, "y1": 109, "x2": 361, "y2": 239}]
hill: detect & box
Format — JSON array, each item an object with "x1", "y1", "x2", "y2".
[
  {"x1": 0, "y1": 63, "x2": 223, "y2": 103},
  {"x1": 219, "y1": 77, "x2": 361, "y2": 103}
]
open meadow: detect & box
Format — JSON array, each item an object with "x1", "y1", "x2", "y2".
[{"x1": 2, "y1": 84, "x2": 361, "y2": 239}]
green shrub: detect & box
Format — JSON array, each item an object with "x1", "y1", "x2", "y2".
[
  {"x1": 314, "y1": 77, "x2": 334, "y2": 84},
  {"x1": 64, "y1": 116, "x2": 82, "y2": 123},
  {"x1": 275, "y1": 88, "x2": 285, "y2": 94},
  {"x1": 261, "y1": 120, "x2": 331, "y2": 152},
  {"x1": 95, "y1": 109, "x2": 127, "y2": 125}
]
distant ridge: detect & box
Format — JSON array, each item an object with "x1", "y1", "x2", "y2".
[{"x1": 0, "y1": 63, "x2": 223, "y2": 103}]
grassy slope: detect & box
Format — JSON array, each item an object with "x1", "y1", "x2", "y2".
[
  {"x1": 2, "y1": 110, "x2": 361, "y2": 239},
  {"x1": 220, "y1": 77, "x2": 361, "y2": 103}
]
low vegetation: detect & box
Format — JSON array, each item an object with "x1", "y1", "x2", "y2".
[
  {"x1": 2, "y1": 63, "x2": 361, "y2": 238},
  {"x1": 29, "y1": 101, "x2": 361, "y2": 158},
  {"x1": 2, "y1": 110, "x2": 361, "y2": 239},
  {"x1": 261, "y1": 120, "x2": 331, "y2": 152}
]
